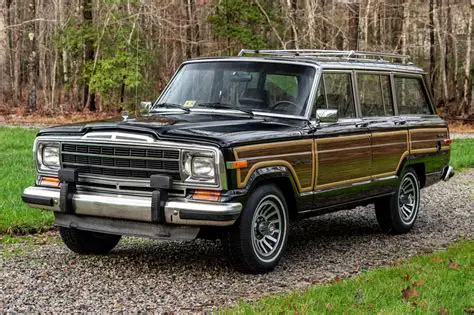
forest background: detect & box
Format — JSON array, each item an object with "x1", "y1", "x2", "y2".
[{"x1": 0, "y1": 0, "x2": 473, "y2": 120}]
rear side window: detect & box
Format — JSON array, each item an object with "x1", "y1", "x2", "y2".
[
  {"x1": 357, "y1": 73, "x2": 394, "y2": 116},
  {"x1": 394, "y1": 77, "x2": 432, "y2": 115},
  {"x1": 313, "y1": 72, "x2": 356, "y2": 118}
]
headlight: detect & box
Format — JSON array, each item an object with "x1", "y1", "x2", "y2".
[
  {"x1": 37, "y1": 142, "x2": 60, "y2": 171},
  {"x1": 182, "y1": 151, "x2": 217, "y2": 184}
]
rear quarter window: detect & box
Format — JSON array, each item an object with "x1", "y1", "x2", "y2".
[{"x1": 394, "y1": 76, "x2": 433, "y2": 115}]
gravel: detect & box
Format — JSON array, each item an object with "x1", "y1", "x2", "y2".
[{"x1": 1, "y1": 170, "x2": 473, "y2": 312}]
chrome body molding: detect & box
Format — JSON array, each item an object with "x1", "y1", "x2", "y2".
[
  {"x1": 22, "y1": 186, "x2": 242, "y2": 226},
  {"x1": 34, "y1": 135, "x2": 228, "y2": 191}
]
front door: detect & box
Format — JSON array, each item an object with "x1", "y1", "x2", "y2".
[{"x1": 311, "y1": 71, "x2": 372, "y2": 209}]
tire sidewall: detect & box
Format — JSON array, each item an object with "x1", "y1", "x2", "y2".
[
  {"x1": 391, "y1": 168, "x2": 421, "y2": 231},
  {"x1": 238, "y1": 184, "x2": 289, "y2": 270}
]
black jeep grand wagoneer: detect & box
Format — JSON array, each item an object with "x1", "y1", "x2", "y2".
[{"x1": 22, "y1": 50, "x2": 454, "y2": 273}]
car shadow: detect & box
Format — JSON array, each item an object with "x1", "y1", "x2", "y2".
[{"x1": 106, "y1": 207, "x2": 385, "y2": 274}]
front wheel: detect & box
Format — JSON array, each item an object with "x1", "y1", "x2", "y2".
[
  {"x1": 59, "y1": 227, "x2": 121, "y2": 254},
  {"x1": 224, "y1": 184, "x2": 289, "y2": 274},
  {"x1": 375, "y1": 168, "x2": 421, "y2": 234}
]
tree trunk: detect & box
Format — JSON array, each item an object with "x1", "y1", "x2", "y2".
[
  {"x1": 287, "y1": 0, "x2": 298, "y2": 49},
  {"x1": 434, "y1": 0, "x2": 448, "y2": 105},
  {"x1": 348, "y1": 2, "x2": 360, "y2": 50},
  {"x1": 0, "y1": 2, "x2": 8, "y2": 103},
  {"x1": 429, "y1": 0, "x2": 436, "y2": 98},
  {"x1": 460, "y1": 1, "x2": 472, "y2": 117},
  {"x1": 27, "y1": 0, "x2": 37, "y2": 112},
  {"x1": 401, "y1": 0, "x2": 410, "y2": 57},
  {"x1": 83, "y1": 0, "x2": 96, "y2": 111}
]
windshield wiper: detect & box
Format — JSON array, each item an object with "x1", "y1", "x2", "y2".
[
  {"x1": 198, "y1": 102, "x2": 254, "y2": 116},
  {"x1": 151, "y1": 102, "x2": 190, "y2": 113}
]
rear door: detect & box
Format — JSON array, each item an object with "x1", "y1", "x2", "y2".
[
  {"x1": 311, "y1": 71, "x2": 372, "y2": 209},
  {"x1": 355, "y1": 72, "x2": 409, "y2": 193}
]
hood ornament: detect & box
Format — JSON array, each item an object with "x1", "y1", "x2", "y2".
[{"x1": 121, "y1": 110, "x2": 129, "y2": 121}]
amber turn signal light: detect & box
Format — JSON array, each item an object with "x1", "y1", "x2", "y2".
[
  {"x1": 192, "y1": 190, "x2": 221, "y2": 202},
  {"x1": 39, "y1": 176, "x2": 60, "y2": 188},
  {"x1": 226, "y1": 160, "x2": 248, "y2": 169}
]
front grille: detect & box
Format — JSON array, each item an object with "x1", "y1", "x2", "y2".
[{"x1": 61, "y1": 143, "x2": 181, "y2": 180}]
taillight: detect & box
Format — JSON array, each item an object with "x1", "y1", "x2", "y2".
[{"x1": 443, "y1": 138, "x2": 452, "y2": 145}]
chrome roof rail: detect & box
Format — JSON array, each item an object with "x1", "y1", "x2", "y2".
[{"x1": 238, "y1": 49, "x2": 412, "y2": 64}]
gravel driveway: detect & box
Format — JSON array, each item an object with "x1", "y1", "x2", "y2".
[{"x1": 1, "y1": 170, "x2": 473, "y2": 312}]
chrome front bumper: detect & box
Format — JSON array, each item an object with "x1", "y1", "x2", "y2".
[{"x1": 22, "y1": 186, "x2": 242, "y2": 226}]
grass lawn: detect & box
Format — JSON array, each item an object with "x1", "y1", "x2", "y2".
[
  {"x1": 0, "y1": 127, "x2": 473, "y2": 235},
  {"x1": 450, "y1": 138, "x2": 474, "y2": 170},
  {"x1": 229, "y1": 240, "x2": 474, "y2": 314},
  {"x1": 0, "y1": 127, "x2": 53, "y2": 234}
]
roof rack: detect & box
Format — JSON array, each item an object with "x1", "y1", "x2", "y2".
[{"x1": 238, "y1": 49, "x2": 412, "y2": 64}]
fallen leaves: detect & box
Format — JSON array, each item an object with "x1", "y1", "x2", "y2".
[
  {"x1": 439, "y1": 307, "x2": 449, "y2": 314},
  {"x1": 448, "y1": 260, "x2": 461, "y2": 270},
  {"x1": 402, "y1": 286, "x2": 420, "y2": 302}
]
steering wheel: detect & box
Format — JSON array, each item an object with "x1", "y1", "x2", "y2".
[{"x1": 271, "y1": 100, "x2": 299, "y2": 113}]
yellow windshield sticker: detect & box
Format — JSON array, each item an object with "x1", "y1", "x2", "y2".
[{"x1": 183, "y1": 100, "x2": 196, "y2": 108}]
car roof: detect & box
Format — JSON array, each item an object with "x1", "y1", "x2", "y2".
[{"x1": 187, "y1": 50, "x2": 425, "y2": 74}]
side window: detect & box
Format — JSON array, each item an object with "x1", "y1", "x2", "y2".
[
  {"x1": 313, "y1": 73, "x2": 356, "y2": 118},
  {"x1": 357, "y1": 73, "x2": 394, "y2": 116},
  {"x1": 395, "y1": 77, "x2": 432, "y2": 115}
]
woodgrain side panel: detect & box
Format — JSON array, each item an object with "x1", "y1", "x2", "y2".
[
  {"x1": 371, "y1": 131, "x2": 409, "y2": 176},
  {"x1": 410, "y1": 128, "x2": 449, "y2": 154},
  {"x1": 233, "y1": 140, "x2": 314, "y2": 192},
  {"x1": 315, "y1": 134, "x2": 371, "y2": 189}
]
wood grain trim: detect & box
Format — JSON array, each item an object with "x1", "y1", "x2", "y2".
[
  {"x1": 315, "y1": 134, "x2": 370, "y2": 144},
  {"x1": 314, "y1": 130, "x2": 409, "y2": 190},
  {"x1": 233, "y1": 139, "x2": 315, "y2": 193},
  {"x1": 234, "y1": 139, "x2": 313, "y2": 154},
  {"x1": 409, "y1": 127, "x2": 448, "y2": 134},
  {"x1": 411, "y1": 146, "x2": 450, "y2": 154},
  {"x1": 372, "y1": 130, "x2": 408, "y2": 138}
]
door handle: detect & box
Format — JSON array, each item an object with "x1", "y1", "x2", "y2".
[
  {"x1": 355, "y1": 122, "x2": 369, "y2": 128},
  {"x1": 394, "y1": 119, "x2": 407, "y2": 125}
]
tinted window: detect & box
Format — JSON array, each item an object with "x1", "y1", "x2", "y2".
[
  {"x1": 357, "y1": 74, "x2": 393, "y2": 116},
  {"x1": 265, "y1": 74, "x2": 298, "y2": 109},
  {"x1": 313, "y1": 73, "x2": 356, "y2": 118},
  {"x1": 395, "y1": 77, "x2": 432, "y2": 115}
]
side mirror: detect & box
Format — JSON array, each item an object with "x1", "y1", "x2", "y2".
[
  {"x1": 316, "y1": 109, "x2": 338, "y2": 123},
  {"x1": 137, "y1": 101, "x2": 152, "y2": 116}
]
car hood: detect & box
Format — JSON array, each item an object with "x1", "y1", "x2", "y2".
[{"x1": 37, "y1": 112, "x2": 307, "y2": 147}]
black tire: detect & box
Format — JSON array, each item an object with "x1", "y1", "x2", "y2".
[
  {"x1": 224, "y1": 184, "x2": 289, "y2": 274},
  {"x1": 375, "y1": 168, "x2": 421, "y2": 234},
  {"x1": 59, "y1": 227, "x2": 121, "y2": 254}
]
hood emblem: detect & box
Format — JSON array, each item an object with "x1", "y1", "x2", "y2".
[{"x1": 121, "y1": 110, "x2": 129, "y2": 121}]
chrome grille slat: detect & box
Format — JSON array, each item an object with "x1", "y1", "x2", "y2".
[
  {"x1": 60, "y1": 151, "x2": 179, "y2": 161},
  {"x1": 61, "y1": 142, "x2": 181, "y2": 180}
]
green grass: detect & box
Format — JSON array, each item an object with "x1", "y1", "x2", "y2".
[
  {"x1": 450, "y1": 138, "x2": 474, "y2": 170},
  {"x1": 0, "y1": 127, "x2": 472, "y2": 235},
  {"x1": 228, "y1": 240, "x2": 474, "y2": 314},
  {"x1": 0, "y1": 127, "x2": 53, "y2": 234}
]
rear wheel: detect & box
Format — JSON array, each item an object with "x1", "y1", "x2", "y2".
[
  {"x1": 224, "y1": 184, "x2": 289, "y2": 274},
  {"x1": 375, "y1": 168, "x2": 421, "y2": 234},
  {"x1": 59, "y1": 227, "x2": 121, "y2": 254}
]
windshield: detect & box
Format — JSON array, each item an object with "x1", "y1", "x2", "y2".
[{"x1": 156, "y1": 61, "x2": 316, "y2": 117}]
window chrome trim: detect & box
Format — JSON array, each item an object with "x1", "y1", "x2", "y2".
[{"x1": 34, "y1": 135, "x2": 227, "y2": 191}]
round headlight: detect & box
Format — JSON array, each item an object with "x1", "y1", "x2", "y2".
[
  {"x1": 192, "y1": 156, "x2": 215, "y2": 178},
  {"x1": 42, "y1": 145, "x2": 60, "y2": 168}
]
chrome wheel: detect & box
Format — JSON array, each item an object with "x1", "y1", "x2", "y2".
[
  {"x1": 251, "y1": 195, "x2": 287, "y2": 263},
  {"x1": 398, "y1": 172, "x2": 420, "y2": 225}
]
